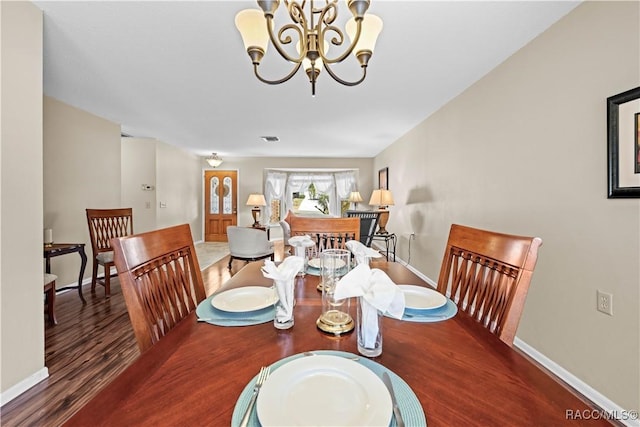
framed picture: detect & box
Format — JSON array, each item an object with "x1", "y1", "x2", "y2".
[
  {"x1": 607, "y1": 87, "x2": 640, "y2": 198},
  {"x1": 635, "y1": 112, "x2": 640, "y2": 174},
  {"x1": 378, "y1": 167, "x2": 388, "y2": 190}
]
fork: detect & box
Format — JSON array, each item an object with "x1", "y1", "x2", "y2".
[{"x1": 239, "y1": 366, "x2": 270, "y2": 427}]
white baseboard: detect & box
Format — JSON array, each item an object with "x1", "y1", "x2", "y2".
[
  {"x1": 391, "y1": 254, "x2": 638, "y2": 426},
  {"x1": 0, "y1": 367, "x2": 48, "y2": 406},
  {"x1": 514, "y1": 338, "x2": 639, "y2": 427}
]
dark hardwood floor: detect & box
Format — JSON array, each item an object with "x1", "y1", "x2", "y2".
[{"x1": 0, "y1": 244, "x2": 284, "y2": 427}]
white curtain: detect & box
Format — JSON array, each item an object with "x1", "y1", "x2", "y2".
[
  {"x1": 265, "y1": 171, "x2": 287, "y2": 223},
  {"x1": 264, "y1": 169, "x2": 359, "y2": 220},
  {"x1": 335, "y1": 170, "x2": 357, "y2": 208},
  {"x1": 311, "y1": 174, "x2": 335, "y2": 215},
  {"x1": 286, "y1": 174, "x2": 314, "y2": 213}
]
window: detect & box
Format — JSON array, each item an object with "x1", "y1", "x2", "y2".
[{"x1": 264, "y1": 169, "x2": 357, "y2": 224}]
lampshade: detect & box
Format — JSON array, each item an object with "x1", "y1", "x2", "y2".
[
  {"x1": 348, "y1": 191, "x2": 363, "y2": 203},
  {"x1": 235, "y1": 9, "x2": 269, "y2": 53},
  {"x1": 368, "y1": 189, "x2": 394, "y2": 207},
  {"x1": 345, "y1": 14, "x2": 383, "y2": 55},
  {"x1": 206, "y1": 153, "x2": 223, "y2": 168},
  {"x1": 246, "y1": 194, "x2": 267, "y2": 207}
]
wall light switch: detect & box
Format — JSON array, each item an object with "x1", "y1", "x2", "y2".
[{"x1": 159, "y1": 202, "x2": 167, "y2": 208}]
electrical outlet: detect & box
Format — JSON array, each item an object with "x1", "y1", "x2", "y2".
[{"x1": 596, "y1": 290, "x2": 613, "y2": 316}]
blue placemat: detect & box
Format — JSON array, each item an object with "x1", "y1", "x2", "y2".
[
  {"x1": 195, "y1": 294, "x2": 274, "y2": 327},
  {"x1": 304, "y1": 265, "x2": 321, "y2": 276},
  {"x1": 231, "y1": 350, "x2": 426, "y2": 427},
  {"x1": 388, "y1": 298, "x2": 457, "y2": 323}
]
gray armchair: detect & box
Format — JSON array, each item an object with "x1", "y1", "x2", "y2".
[
  {"x1": 227, "y1": 226, "x2": 274, "y2": 270},
  {"x1": 279, "y1": 220, "x2": 291, "y2": 254}
]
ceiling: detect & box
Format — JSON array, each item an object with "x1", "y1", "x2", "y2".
[{"x1": 34, "y1": 1, "x2": 579, "y2": 159}]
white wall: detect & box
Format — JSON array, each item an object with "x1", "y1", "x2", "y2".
[
  {"x1": 375, "y1": 1, "x2": 639, "y2": 412},
  {"x1": 0, "y1": 1, "x2": 45, "y2": 395}
]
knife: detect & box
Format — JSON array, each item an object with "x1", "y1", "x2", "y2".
[{"x1": 382, "y1": 372, "x2": 405, "y2": 427}]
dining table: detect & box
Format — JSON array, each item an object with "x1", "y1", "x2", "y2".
[{"x1": 64, "y1": 260, "x2": 610, "y2": 427}]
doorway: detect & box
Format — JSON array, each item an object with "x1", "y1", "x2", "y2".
[{"x1": 204, "y1": 170, "x2": 237, "y2": 241}]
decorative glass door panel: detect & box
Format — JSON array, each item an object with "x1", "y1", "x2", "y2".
[{"x1": 204, "y1": 170, "x2": 237, "y2": 242}]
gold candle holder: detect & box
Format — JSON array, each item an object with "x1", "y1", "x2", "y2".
[{"x1": 316, "y1": 249, "x2": 354, "y2": 335}]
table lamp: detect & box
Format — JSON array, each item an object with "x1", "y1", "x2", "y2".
[
  {"x1": 246, "y1": 194, "x2": 267, "y2": 227},
  {"x1": 368, "y1": 189, "x2": 394, "y2": 234},
  {"x1": 348, "y1": 191, "x2": 363, "y2": 209}
]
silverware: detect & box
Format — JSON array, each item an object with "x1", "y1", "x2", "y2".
[
  {"x1": 382, "y1": 372, "x2": 405, "y2": 427},
  {"x1": 239, "y1": 366, "x2": 270, "y2": 427}
]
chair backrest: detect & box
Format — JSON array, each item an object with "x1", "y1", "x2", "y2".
[
  {"x1": 284, "y1": 210, "x2": 360, "y2": 256},
  {"x1": 436, "y1": 224, "x2": 542, "y2": 346},
  {"x1": 111, "y1": 224, "x2": 206, "y2": 353},
  {"x1": 345, "y1": 210, "x2": 380, "y2": 247},
  {"x1": 279, "y1": 220, "x2": 291, "y2": 245},
  {"x1": 86, "y1": 208, "x2": 134, "y2": 256},
  {"x1": 226, "y1": 226, "x2": 271, "y2": 255}
]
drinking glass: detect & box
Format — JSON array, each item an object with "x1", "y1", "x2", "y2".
[
  {"x1": 356, "y1": 297, "x2": 383, "y2": 357},
  {"x1": 273, "y1": 278, "x2": 295, "y2": 330}
]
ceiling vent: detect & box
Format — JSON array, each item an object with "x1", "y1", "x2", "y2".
[{"x1": 260, "y1": 136, "x2": 280, "y2": 143}]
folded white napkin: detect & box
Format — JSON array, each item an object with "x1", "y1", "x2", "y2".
[
  {"x1": 346, "y1": 240, "x2": 382, "y2": 265},
  {"x1": 261, "y1": 257, "x2": 304, "y2": 323},
  {"x1": 288, "y1": 235, "x2": 315, "y2": 247},
  {"x1": 334, "y1": 264, "x2": 405, "y2": 347}
]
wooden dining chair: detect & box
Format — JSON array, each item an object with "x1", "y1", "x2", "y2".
[
  {"x1": 111, "y1": 224, "x2": 206, "y2": 353},
  {"x1": 284, "y1": 210, "x2": 360, "y2": 258},
  {"x1": 86, "y1": 208, "x2": 133, "y2": 297},
  {"x1": 437, "y1": 224, "x2": 542, "y2": 346}
]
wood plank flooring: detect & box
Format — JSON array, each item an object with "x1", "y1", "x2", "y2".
[{"x1": 0, "y1": 244, "x2": 283, "y2": 427}]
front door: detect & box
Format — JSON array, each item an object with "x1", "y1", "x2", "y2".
[{"x1": 204, "y1": 170, "x2": 237, "y2": 242}]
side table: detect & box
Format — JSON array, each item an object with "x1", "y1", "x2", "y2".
[
  {"x1": 44, "y1": 243, "x2": 87, "y2": 304},
  {"x1": 371, "y1": 233, "x2": 397, "y2": 261},
  {"x1": 250, "y1": 224, "x2": 271, "y2": 240}
]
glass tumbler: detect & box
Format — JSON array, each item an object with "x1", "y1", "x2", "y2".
[{"x1": 357, "y1": 297, "x2": 383, "y2": 357}]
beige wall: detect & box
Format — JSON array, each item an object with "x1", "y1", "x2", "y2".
[
  {"x1": 200, "y1": 157, "x2": 375, "y2": 238},
  {"x1": 375, "y1": 1, "x2": 639, "y2": 411},
  {"x1": 43, "y1": 97, "x2": 122, "y2": 286},
  {"x1": 0, "y1": 1, "x2": 45, "y2": 394},
  {"x1": 44, "y1": 100, "x2": 205, "y2": 285},
  {"x1": 156, "y1": 142, "x2": 202, "y2": 238},
  {"x1": 121, "y1": 137, "x2": 157, "y2": 233}
]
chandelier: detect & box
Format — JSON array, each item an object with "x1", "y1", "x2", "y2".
[
  {"x1": 235, "y1": 0, "x2": 383, "y2": 96},
  {"x1": 206, "y1": 153, "x2": 223, "y2": 168}
]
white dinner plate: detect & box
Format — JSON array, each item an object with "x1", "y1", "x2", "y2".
[
  {"x1": 399, "y1": 284, "x2": 447, "y2": 310},
  {"x1": 257, "y1": 355, "x2": 392, "y2": 427},
  {"x1": 210, "y1": 286, "x2": 277, "y2": 313},
  {"x1": 307, "y1": 258, "x2": 347, "y2": 269}
]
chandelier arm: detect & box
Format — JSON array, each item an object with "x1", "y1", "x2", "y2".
[
  {"x1": 253, "y1": 61, "x2": 303, "y2": 85},
  {"x1": 317, "y1": 8, "x2": 362, "y2": 64},
  {"x1": 265, "y1": 15, "x2": 306, "y2": 63},
  {"x1": 323, "y1": 61, "x2": 367, "y2": 87}
]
